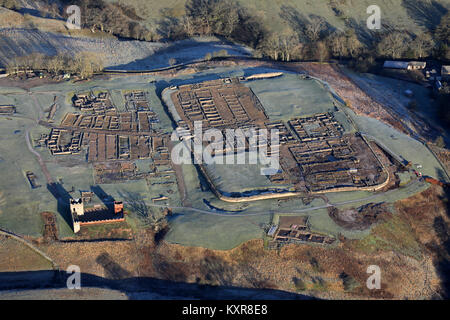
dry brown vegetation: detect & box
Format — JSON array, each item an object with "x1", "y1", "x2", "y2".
[
  {"x1": 1, "y1": 183, "x2": 448, "y2": 299},
  {"x1": 6, "y1": 52, "x2": 104, "y2": 79},
  {"x1": 0, "y1": 235, "x2": 53, "y2": 271},
  {"x1": 429, "y1": 145, "x2": 450, "y2": 173},
  {"x1": 296, "y1": 63, "x2": 408, "y2": 132},
  {"x1": 58, "y1": 0, "x2": 158, "y2": 41},
  {"x1": 329, "y1": 203, "x2": 392, "y2": 231},
  {"x1": 0, "y1": 6, "x2": 67, "y2": 33}
]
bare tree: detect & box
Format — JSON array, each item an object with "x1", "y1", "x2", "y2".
[
  {"x1": 6, "y1": 57, "x2": 21, "y2": 75},
  {"x1": 204, "y1": 52, "x2": 212, "y2": 60},
  {"x1": 279, "y1": 30, "x2": 300, "y2": 62},
  {"x1": 169, "y1": 58, "x2": 177, "y2": 66},
  {"x1": 315, "y1": 41, "x2": 329, "y2": 62},
  {"x1": 28, "y1": 53, "x2": 45, "y2": 70},
  {"x1": 346, "y1": 31, "x2": 363, "y2": 58},
  {"x1": 73, "y1": 52, "x2": 104, "y2": 79},
  {"x1": 260, "y1": 33, "x2": 281, "y2": 61},
  {"x1": 377, "y1": 32, "x2": 411, "y2": 59},
  {"x1": 185, "y1": 0, "x2": 216, "y2": 35},
  {"x1": 184, "y1": 0, "x2": 239, "y2": 37},
  {"x1": 258, "y1": 28, "x2": 301, "y2": 62},
  {"x1": 46, "y1": 55, "x2": 65, "y2": 75},
  {"x1": 410, "y1": 33, "x2": 434, "y2": 59},
  {"x1": 211, "y1": 0, "x2": 239, "y2": 37},
  {"x1": 435, "y1": 12, "x2": 450, "y2": 45},
  {"x1": 182, "y1": 15, "x2": 196, "y2": 37},
  {"x1": 305, "y1": 17, "x2": 326, "y2": 43},
  {"x1": 329, "y1": 32, "x2": 348, "y2": 59}
]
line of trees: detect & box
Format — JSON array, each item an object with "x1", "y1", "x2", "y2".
[
  {"x1": 159, "y1": 0, "x2": 267, "y2": 49},
  {"x1": 2, "y1": 0, "x2": 158, "y2": 40},
  {"x1": 157, "y1": 0, "x2": 449, "y2": 66},
  {"x1": 3, "y1": 0, "x2": 450, "y2": 74},
  {"x1": 57, "y1": 0, "x2": 159, "y2": 41},
  {"x1": 6, "y1": 0, "x2": 450, "y2": 65},
  {"x1": 256, "y1": 27, "x2": 364, "y2": 63},
  {"x1": 258, "y1": 13, "x2": 449, "y2": 64},
  {"x1": 6, "y1": 52, "x2": 104, "y2": 79}
]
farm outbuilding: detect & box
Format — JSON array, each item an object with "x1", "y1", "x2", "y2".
[
  {"x1": 383, "y1": 61, "x2": 426, "y2": 70},
  {"x1": 383, "y1": 61, "x2": 410, "y2": 70},
  {"x1": 442, "y1": 65, "x2": 450, "y2": 80},
  {"x1": 408, "y1": 62, "x2": 426, "y2": 70}
]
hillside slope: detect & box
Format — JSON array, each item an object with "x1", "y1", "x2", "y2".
[
  {"x1": 0, "y1": 27, "x2": 251, "y2": 69},
  {"x1": 106, "y1": 0, "x2": 450, "y2": 37}
]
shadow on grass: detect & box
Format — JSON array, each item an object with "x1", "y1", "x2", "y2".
[
  {"x1": 47, "y1": 182, "x2": 73, "y2": 230},
  {"x1": 91, "y1": 185, "x2": 115, "y2": 211},
  {"x1": 117, "y1": 190, "x2": 149, "y2": 221},
  {"x1": 279, "y1": 5, "x2": 336, "y2": 42},
  {"x1": 0, "y1": 270, "x2": 314, "y2": 300},
  {"x1": 402, "y1": 0, "x2": 447, "y2": 30},
  {"x1": 430, "y1": 169, "x2": 450, "y2": 298}
]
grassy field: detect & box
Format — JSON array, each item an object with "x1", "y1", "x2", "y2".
[
  {"x1": 0, "y1": 7, "x2": 67, "y2": 33},
  {"x1": 107, "y1": 0, "x2": 450, "y2": 38},
  {"x1": 165, "y1": 209, "x2": 269, "y2": 250},
  {"x1": 0, "y1": 235, "x2": 53, "y2": 271},
  {"x1": 348, "y1": 214, "x2": 424, "y2": 260},
  {"x1": 246, "y1": 73, "x2": 338, "y2": 121},
  {"x1": 344, "y1": 69, "x2": 450, "y2": 142}
]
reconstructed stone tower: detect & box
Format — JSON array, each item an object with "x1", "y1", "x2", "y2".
[
  {"x1": 70, "y1": 198, "x2": 84, "y2": 216},
  {"x1": 70, "y1": 198, "x2": 84, "y2": 233},
  {"x1": 113, "y1": 201, "x2": 124, "y2": 214}
]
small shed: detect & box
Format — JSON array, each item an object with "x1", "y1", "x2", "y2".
[
  {"x1": 267, "y1": 225, "x2": 278, "y2": 237},
  {"x1": 442, "y1": 65, "x2": 450, "y2": 79},
  {"x1": 404, "y1": 89, "x2": 414, "y2": 97},
  {"x1": 408, "y1": 61, "x2": 426, "y2": 70},
  {"x1": 383, "y1": 61, "x2": 426, "y2": 70},
  {"x1": 383, "y1": 61, "x2": 409, "y2": 70},
  {"x1": 434, "y1": 80, "x2": 443, "y2": 92}
]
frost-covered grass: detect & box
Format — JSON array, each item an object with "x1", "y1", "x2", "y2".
[
  {"x1": 246, "y1": 73, "x2": 339, "y2": 122},
  {"x1": 0, "y1": 28, "x2": 251, "y2": 70},
  {"x1": 0, "y1": 66, "x2": 446, "y2": 248}
]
